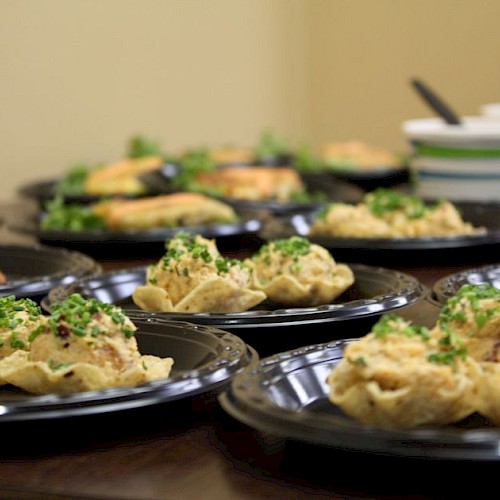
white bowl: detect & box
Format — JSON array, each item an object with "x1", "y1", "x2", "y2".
[
  {"x1": 409, "y1": 155, "x2": 500, "y2": 202},
  {"x1": 412, "y1": 176, "x2": 500, "y2": 202},
  {"x1": 481, "y1": 103, "x2": 500, "y2": 121},
  {"x1": 402, "y1": 117, "x2": 500, "y2": 147},
  {"x1": 411, "y1": 156, "x2": 500, "y2": 175}
]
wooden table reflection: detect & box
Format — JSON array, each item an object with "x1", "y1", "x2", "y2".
[{"x1": 0, "y1": 201, "x2": 498, "y2": 499}]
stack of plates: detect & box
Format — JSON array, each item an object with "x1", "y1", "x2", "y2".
[
  {"x1": 0, "y1": 244, "x2": 101, "y2": 303},
  {"x1": 402, "y1": 117, "x2": 500, "y2": 201}
]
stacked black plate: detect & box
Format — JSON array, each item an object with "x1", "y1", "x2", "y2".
[{"x1": 0, "y1": 244, "x2": 101, "y2": 303}]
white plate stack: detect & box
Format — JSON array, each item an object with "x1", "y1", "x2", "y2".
[{"x1": 402, "y1": 116, "x2": 500, "y2": 201}]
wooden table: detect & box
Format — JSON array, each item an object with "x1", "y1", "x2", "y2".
[{"x1": 0, "y1": 202, "x2": 498, "y2": 499}]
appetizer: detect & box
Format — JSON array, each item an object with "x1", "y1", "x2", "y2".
[
  {"x1": 133, "y1": 232, "x2": 266, "y2": 313},
  {"x1": 327, "y1": 283, "x2": 500, "y2": 429},
  {"x1": 209, "y1": 146, "x2": 255, "y2": 166},
  {"x1": 205, "y1": 130, "x2": 290, "y2": 166},
  {"x1": 433, "y1": 283, "x2": 500, "y2": 362},
  {"x1": 193, "y1": 166, "x2": 305, "y2": 202},
  {"x1": 253, "y1": 129, "x2": 291, "y2": 164},
  {"x1": 54, "y1": 135, "x2": 166, "y2": 197},
  {"x1": 310, "y1": 188, "x2": 485, "y2": 238},
  {"x1": 246, "y1": 236, "x2": 354, "y2": 306},
  {"x1": 0, "y1": 293, "x2": 174, "y2": 394},
  {"x1": 41, "y1": 192, "x2": 238, "y2": 231},
  {"x1": 0, "y1": 296, "x2": 47, "y2": 360},
  {"x1": 84, "y1": 155, "x2": 163, "y2": 195},
  {"x1": 432, "y1": 284, "x2": 500, "y2": 425},
  {"x1": 167, "y1": 142, "x2": 325, "y2": 204},
  {"x1": 322, "y1": 140, "x2": 403, "y2": 171},
  {"x1": 92, "y1": 192, "x2": 238, "y2": 230},
  {"x1": 327, "y1": 314, "x2": 477, "y2": 429}
]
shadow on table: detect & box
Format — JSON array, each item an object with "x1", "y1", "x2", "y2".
[{"x1": 212, "y1": 404, "x2": 497, "y2": 499}]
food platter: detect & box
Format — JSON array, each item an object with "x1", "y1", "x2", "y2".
[
  {"x1": 0, "y1": 244, "x2": 101, "y2": 303},
  {"x1": 260, "y1": 199, "x2": 500, "y2": 264},
  {"x1": 429, "y1": 263, "x2": 500, "y2": 307},
  {"x1": 219, "y1": 338, "x2": 500, "y2": 461},
  {"x1": 42, "y1": 264, "x2": 426, "y2": 357},
  {"x1": 0, "y1": 314, "x2": 257, "y2": 422}
]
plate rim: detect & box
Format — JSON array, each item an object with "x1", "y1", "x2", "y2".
[
  {"x1": 43, "y1": 263, "x2": 427, "y2": 327},
  {"x1": 431, "y1": 262, "x2": 500, "y2": 306},
  {"x1": 218, "y1": 339, "x2": 500, "y2": 461},
  {"x1": 265, "y1": 200, "x2": 500, "y2": 251},
  {"x1": 8, "y1": 214, "x2": 263, "y2": 244},
  {"x1": 0, "y1": 243, "x2": 101, "y2": 297},
  {"x1": 0, "y1": 315, "x2": 258, "y2": 422}
]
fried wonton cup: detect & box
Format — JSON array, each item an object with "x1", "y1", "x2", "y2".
[
  {"x1": 132, "y1": 232, "x2": 266, "y2": 313},
  {"x1": 432, "y1": 283, "x2": 500, "y2": 425},
  {"x1": 0, "y1": 294, "x2": 174, "y2": 394},
  {"x1": 246, "y1": 236, "x2": 354, "y2": 307},
  {"x1": 432, "y1": 283, "x2": 500, "y2": 362},
  {"x1": 327, "y1": 315, "x2": 478, "y2": 429},
  {"x1": 468, "y1": 361, "x2": 500, "y2": 425},
  {"x1": 0, "y1": 350, "x2": 174, "y2": 395},
  {"x1": 310, "y1": 188, "x2": 485, "y2": 239}
]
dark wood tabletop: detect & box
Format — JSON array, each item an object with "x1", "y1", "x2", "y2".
[{"x1": 0, "y1": 200, "x2": 498, "y2": 499}]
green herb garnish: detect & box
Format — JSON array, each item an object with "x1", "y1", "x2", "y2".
[
  {"x1": 364, "y1": 188, "x2": 437, "y2": 219},
  {"x1": 372, "y1": 314, "x2": 431, "y2": 340},
  {"x1": 46, "y1": 293, "x2": 135, "y2": 339},
  {"x1": 41, "y1": 197, "x2": 106, "y2": 231},
  {"x1": 127, "y1": 135, "x2": 164, "y2": 159}
]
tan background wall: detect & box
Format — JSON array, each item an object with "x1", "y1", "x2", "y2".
[{"x1": 1, "y1": 0, "x2": 500, "y2": 202}]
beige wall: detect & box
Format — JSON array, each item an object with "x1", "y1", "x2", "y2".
[
  {"x1": 1, "y1": 0, "x2": 500, "y2": 202},
  {"x1": 308, "y1": 0, "x2": 500, "y2": 152}
]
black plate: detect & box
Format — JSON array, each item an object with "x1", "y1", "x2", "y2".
[
  {"x1": 259, "y1": 200, "x2": 500, "y2": 265},
  {"x1": 42, "y1": 264, "x2": 426, "y2": 357},
  {"x1": 429, "y1": 263, "x2": 500, "y2": 307},
  {"x1": 0, "y1": 244, "x2": 101, "y2": 303},
  {"x1": 219, "y1": 339, "x2": 500, "y2": 461},
  {"x1": 17, "y1": 178, "x2": 154, "y2": 208},
  {"x1": 329, "y1": 165, "x2": 411, "y2": 191},
  {"x1": 7, "y1": 213, "x2": 263, "y2": 259},
  {"x1": 0, "y1": 313, "x2": 257, "y2": 422},
  {"x1": 215, "y1": 196, "x2": 326, "y2": 216}
]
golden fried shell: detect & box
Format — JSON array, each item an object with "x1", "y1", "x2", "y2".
[
  {"x1": 246, "y1": 236, "x2": 354, "y2": 307},
  {"x1": 0, "y1": 294, "x2": 174, "y2": 394},
  {"x1": 133, "y1": 232, "x2": 266, "y2": 313},
  {"x1": 327, "y1": 316, "x2": 478, "y2": 429}
]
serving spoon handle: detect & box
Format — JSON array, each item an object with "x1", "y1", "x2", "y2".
[{"x1": 411, "y1": 78, "x2": 462, "y2": 125}]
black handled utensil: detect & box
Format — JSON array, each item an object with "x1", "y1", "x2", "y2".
[{"x1": 411, "y1": 78, "x2": 462, "y2": 125}]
